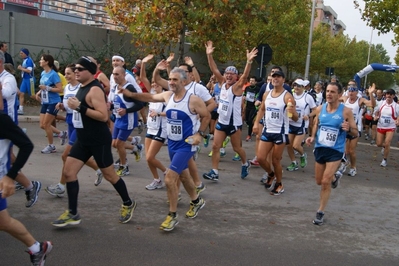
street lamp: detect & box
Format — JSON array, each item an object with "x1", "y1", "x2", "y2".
[{"x1": 304, "y1": 0, "x2": 316, "y2": 80}]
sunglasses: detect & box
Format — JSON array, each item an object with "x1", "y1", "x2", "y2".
[
  {"x1": 293, "y1": 84, "x2": 303, "y2": 87},
  {"x1": 348, "y1": 87, "x2": 358, "y2": 92},
  {"x1": 73, "y1": 67, "x2": 87, "y2": 72}
]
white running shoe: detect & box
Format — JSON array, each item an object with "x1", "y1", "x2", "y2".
[
  {"x1": 45, "y1": 183, "x2": 65, "y2": 197},
  {"x1": 380, "y1": 159, "x2": 387, "y2": 167},
  {"x1": 41, "y1": 144, "x2": 56, "y2": 154},
  {"x1": 348, "y1": 168, "x2": 357, "y2": 177},
  {"x1": 145, "y1": 179, "x2": 164, "y2": 190}
]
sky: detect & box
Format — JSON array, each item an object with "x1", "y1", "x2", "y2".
[{"x1": 323, "y1": 0, "x2": 397, "y2": 64}]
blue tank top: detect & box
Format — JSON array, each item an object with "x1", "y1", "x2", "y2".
[{"x1": 315, "y1": 103, "x2": 346, "y2": 153}]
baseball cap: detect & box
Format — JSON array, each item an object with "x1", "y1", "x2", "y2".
[{"x1": 271, "y1": 70, "x2": 285, "y2": 78}]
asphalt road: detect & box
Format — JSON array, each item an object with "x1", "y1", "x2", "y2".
[{"x1": 1, "y1": 109, "x2": 399, "y2": 265}]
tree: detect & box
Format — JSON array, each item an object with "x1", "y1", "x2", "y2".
[
  {"x1": 354, "y1": 0, "x2": 399, "y2": 63},
  {"x1": 105, "y1": 0, "x2": 310, "y2": 69}
]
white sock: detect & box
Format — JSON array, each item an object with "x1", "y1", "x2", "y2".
[
  {"x1": 28, "y1": 241, "x2": 40, "y2": 254},
  {"x1": 212, "y1": 169, "x2": 219, "y2": 174},
  {"x1": 19, "y1": 106, "x2": 24, "y2": 112},
  {"x1": 96, "y1": 169, "x2": 102, "y2": 175},
  {"x1": 24, "y1": 183, "x2": 33, "y2": 191},
  {"x1": 196, "y1": 182, "x2": 203, "y2": 188}
]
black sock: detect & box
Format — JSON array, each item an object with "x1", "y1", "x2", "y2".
[
  {"x1": 66, "y1": 180, "x2": 79, "y2": 215},
  {"x1": 192, "y1": 197, "x2": 200, "y2": 204},
  {"x1": 269, "y1": 171, "x2": 275, "y2": 177},
  {"x1": 168, "y1": 211, "x2": 177, "y2": 218},
  {"x1": 113, "y1": 178, "x2": 132, "y2": 206}
]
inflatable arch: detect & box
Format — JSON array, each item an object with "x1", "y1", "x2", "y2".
[{"x1": 354, "y1": 63, "x2": 399, "y2": 89}]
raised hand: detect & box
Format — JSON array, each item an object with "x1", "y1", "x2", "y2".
[
  {"x1": 247, "y1": 47, "x2": 258, "y2": 61},
  {"x1": 142, "y1": 54, "x2": 154, "y2": 63},
  {"x1": 166, "y1": 53, "x2": 175, "y2": 63},
  {"x1": 156, "y1": 59, "x2": 168, "y2": 71},
  {"x1": 205, "y1": 41, "x2": 215, "y2": 55},
  {"x1": 184, "y1": 56, "x2": 194, "y2": 66}
]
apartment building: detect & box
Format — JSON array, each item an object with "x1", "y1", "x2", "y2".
[{"x1": 314, "y1": 0, "x2": 346, "y2": 35}]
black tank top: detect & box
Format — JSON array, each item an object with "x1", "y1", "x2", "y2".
[{"x1": 75, "y1": 79, "x2": 111, "y2": 145}]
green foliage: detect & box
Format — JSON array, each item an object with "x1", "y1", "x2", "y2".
[{"x1": 355, "y1": 0, "x2": 399, "y2": 63}]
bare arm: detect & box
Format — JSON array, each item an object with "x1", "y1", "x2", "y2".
[
  {"x1": 152, "y1": 60, "x2": 169, "y2": 90},
  {"x1": 98, "y1": 73, "x2": 110, "y2": 94},
  {"x1": 205, "y1": 41, "x2": 224, "y2": 85},
  {"x1": 343, "y1": 107, "x2": 359, "y2": 137},
  {"x1": 122, "y1": 89, "x2": 172, "y2": 103},
  {"x1": 232, "y1": 47, "x2": 258, "y2": 96},
  {"x1": 185, "y1": 56, "x2": 200, "y2": 83},
  {"x1": 140, "y1": 54, "x2": 154, "y2": 91}
]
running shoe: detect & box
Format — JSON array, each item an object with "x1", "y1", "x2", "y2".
[
  {"x1": 59, "y1": 131, "x2": 68, "y2": 146},
  {"x1": 203, "y1": 134, "x2": 210, "y2": 148},
  {"x1": 286, "y1": 162, "x2": 298, "y2": 171},
  {"x1": 220, "y1": 148, "x2": 226, "y2": 157},
  {"x1": 114, "y1": 158, "x2": 121, "y2": 168},
  {"x1": 116, "y1": 165, "x2": 130, "y2": 177},
  {"x1": 186, "y1": 198, "x2": 205, "y2": 218},
  {"x1": 338, "y1": 160, "x2": 348, "y2": 174},
  {"x1": 380, "y1": 159, "x2": 387, "y2": 167},
  {"x1": 27, "y1": 241, "x2": 53, "y2": 266},
  {"x1": 300, "y1": 153, "x2": 307, "y2": 168},
  {"x1": 270, "y1": 182, "x2": 284, "y2": 195},
  {"x1": 160, "y1": 214, "x2": 179, "y2": 231},
  {"x1": 18, "y1": 109, "x2": 24, "y2": 115},
  {"x1": 45, "y1": 183, "x2": 65, "y2": 197},
  {"x1": 264, "y1": 172, "x2": 276, "y2": 190},
  {"x1": 145, "y1": 179, "x2": 164, "y2": 190},
  {"x1": 313, "y1": 211, "x2": 324, "y2": 225},
  {"x1": 348, "y1": 168, "x2": 357, "y2": 177},
  {"x1": 209, "y1": 134, "x2": 214, "y2": 140},
  {"x1": 232, "y1": 153, "x2": 241, "y2": 161},
  {"x1": 15, "y1": 182, "x2": 24, "y2": 191},
  {"x1": 370, "y1": 140, "x2": 376, "y2": 145},
  {"x1": 137, "y1": 120, "x2": 143, "y2": 134},
  {"x1": 332, "y1": 171, "x2": 342, "y2": 189},
  {"x1": 133, "y1": 144, "x2": 143, "y2": 162},
  {"x1": 25, "y1": 181, "x2": 41, "y2": 208},
  {"x1": 41, "y1": 144, "x2": 56, "y2": 154},
  {"x1": 250, "y1": 158, "x2": 260, "y2": 166},
  {"x1": 52, "y1": 210, "x2": 81, "y2": 227},
  {"x1": 166, "y1": 193, "x2": 182, "y2": 204},
  {"x1": 119, "y1": 201, "x2": 137, "y2": 223},
  {"x1": 203, "y1": 170, "x2": 219, "y2": 181},
  {"x1": 196, "y1": 183, "x2": 206, "y2": 195},
  {"x1": 94, "y1": 171, "x2": 103, "y2": 186},
  {"x1": 131, "y1": 136, "x2": 142, "y2": 145},
  {"x1": 364, "y1": 134, "x2": 369, "y2": 140},
  {"x1": 241, "y1": 161, "x2": 250, "y2": 179},
  {"x1": 222, "y1": 136, "x2": 230, "y2": 148},
  {"x1": 193, "y1": 146, "x2": 201, "y2": 161},
  {"x1": 208, "y1": 150, "x2": 213, "y2": 157},
  {"x1": 245, "y1": 135, "x2": 251, "y2": 142}
]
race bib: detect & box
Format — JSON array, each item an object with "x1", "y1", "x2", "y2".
[
  {"x1": 218, "y1": 99, "x2": 229, "y2": 116},
  {"x1": 318, "y1": 126, "x2": 338, "y2": 147},
  {"x1": 266, "y1": 107, "x2": 282, "y2": 122},
  {"x1": 380, "y1": 115, "x2": 392, "y2": 127},
  {"x1": 167, "y1": 119, "x2": 183, "y2": 141},
  {"x1": 72, "y1": 111, "x2": 83, "y2": 128},
  {"x1": 246, "y1": 92, "x2": 255, "y2": 102},
  {"x1": 113, "y1": 102, "x2": 121, "y2": 118},
  {"x1": 41, "y1": 90, "x2": 49, "y2": 103}
]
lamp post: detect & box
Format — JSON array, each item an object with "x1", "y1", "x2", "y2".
[
  {"x1": 364, "y1": 28, "x2": 373, "y2": 89},
  {"x1": 304, "y1": 0, "x2": 316, "y2": 80}
]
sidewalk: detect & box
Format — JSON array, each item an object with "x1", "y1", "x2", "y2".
[{"x1": 17, "y1": 105, "x2": 44, "y2": 122}]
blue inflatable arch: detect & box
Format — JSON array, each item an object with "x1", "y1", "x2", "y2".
[{"x1": 354, "y1": 63, "x2": 399, "y2": 88}]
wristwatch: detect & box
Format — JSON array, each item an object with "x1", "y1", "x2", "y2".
[
  {"x1": 198, "y1": 130, "x2": 205, "y2": 137},
  {"x1": 75, "y1": 105, "x2": 81, "y2": 112}
]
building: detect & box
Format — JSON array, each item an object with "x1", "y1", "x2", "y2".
[
  {"x1": 0, "y1": 0, "x2": 117, "y2": 29},
  {"x1": 314, "y1": 0, "x2": 346, "y2": 35}
]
